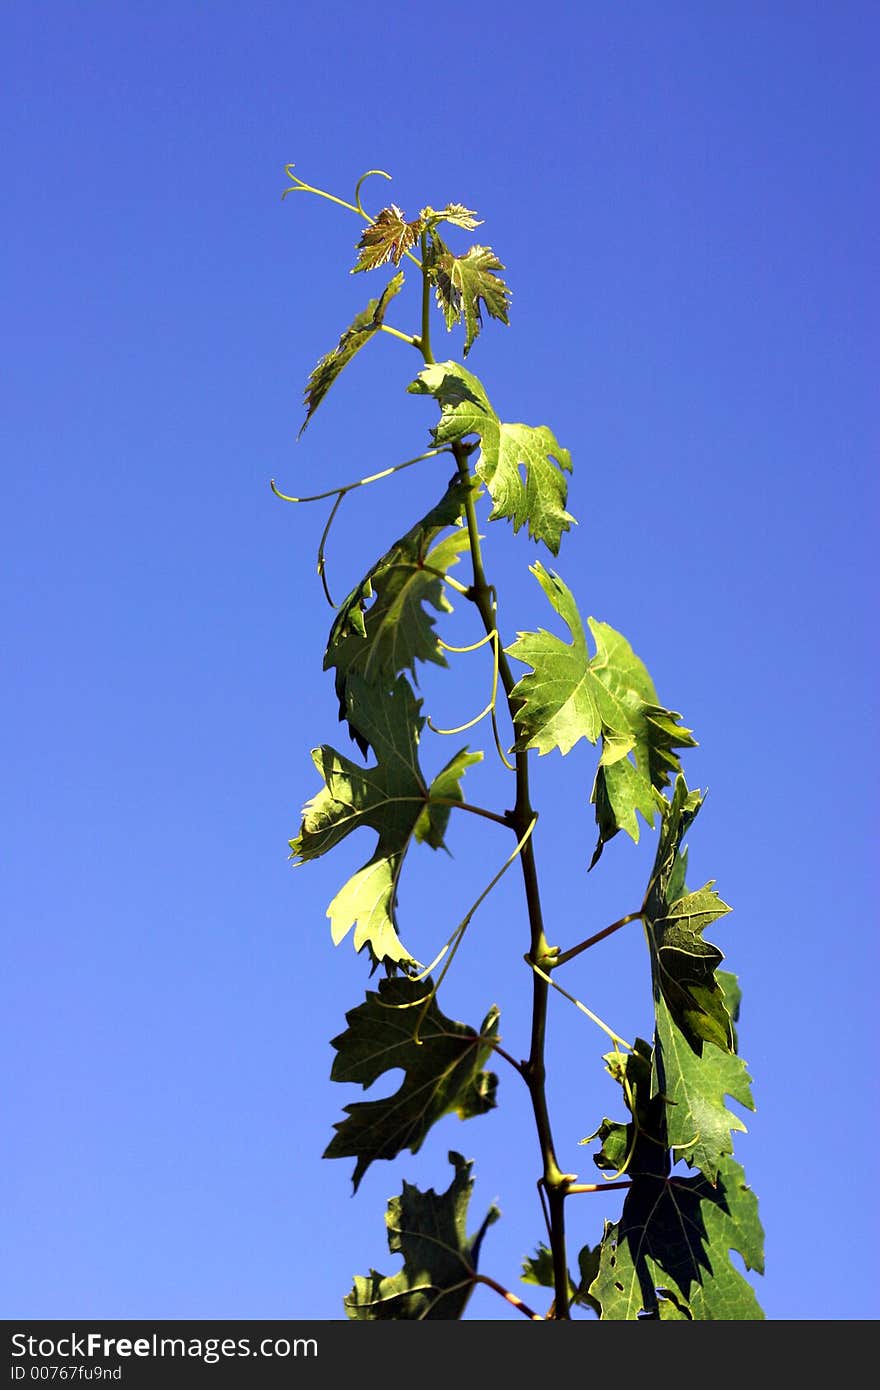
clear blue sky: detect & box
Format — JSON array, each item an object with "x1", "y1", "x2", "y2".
[{"x1": 3, "y1": 0, "x2": 877, "y2": 1321}]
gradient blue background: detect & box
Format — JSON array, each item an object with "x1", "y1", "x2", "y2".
[{"x1": 3, "y1": 0, "x2": 877, "y2": 1321}]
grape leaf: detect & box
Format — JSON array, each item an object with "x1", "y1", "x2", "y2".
[
  {"x1": 353, "y1": 205, "x2": 424, "y2": 272},
  {"x1": 717, "y1": 969, "x2": 743, "y2": 1051},
  {"x1": 429, "y1": 237, "x2": 511, "y2": 356},
  {"x1": 506, "y1": 564, "x2": 695, "y2": 857},
  {"x1": 584, "y1": 1038, "x2": 658, "y2": 1177},
  {"x1": 654, "y1": 994, "x2": 754, "y2": 1184},
  {"x1": 324, "y1": 477, "x2": 474, "y2": 752},
  {"x1": 325, "y1": 977, "x2": 498, "y2": 1191},
  {"x1": 300, "y1": 272, "x2": 404, "y2": 434},
  {"x1": 586, "y1": 1040, "x2": 763, "y2": 1318},
  {"x1": 422, "y1": 203, "x2": 483, "y2": 231},
  {"x1": 590, "y1": 1158, "x2": 765, "y2": 1320},
  {"x1": 409, "y1": 362, "x2": 574, "y2": 554},
  {"x1": 289, "y1": 675, "x2": 481, "y2": 966},
  {"x1": 643, "y1": 777, "x2": 734, "y2": 1053},
  {"x1": 521, "y1": 1242, "x2": 600, "y2": 1315},
  {"x1": 344, "y1": 1152, "x2": 499, "y2": 1319}
]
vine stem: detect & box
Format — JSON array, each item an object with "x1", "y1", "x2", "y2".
[
  {"x1": 379, "y1": 323, "x2": 420, "y2": 348},
  {"x1": 418, "y1": 229, "x2": 436, "y2": 363},
  {"x1": 567, "y1": 1180, "x2": 632, "y2": 1195},
  {"x1": 450, "y1": 435, "x2": 572, "y2": 1319},
  {"x1": 428, "y1": 798, "x2": 511, "y2": 829},
  {"x1": 471, "y1": 1274, "x2": 544, "y2": 1321},
  {"x1": 553, "y1": 911, "x2": 644, "y2": 967}
]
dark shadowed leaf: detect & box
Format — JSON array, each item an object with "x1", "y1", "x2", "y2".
[
  {"x1": 345, "y1": 1152, "x2": 500, "y2": 1318},
  {"x1": 591, "y1": 1158, "x2": 764, "y2": 1320},
  {"x1": 326, "y1": 977, "x2": 498, "y2": 1190}
]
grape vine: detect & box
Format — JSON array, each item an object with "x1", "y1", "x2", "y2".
[{"x1": 274, "y1": 165, "x2": 764, "y2": 1321}]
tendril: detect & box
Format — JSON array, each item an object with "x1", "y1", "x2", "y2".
[
  {"x1": 316, "y1": 493, "x2": 344, "y2": 608},
  {"x1": 270, "y1": 448, "x2": 448, "y2": 506},
  {"x1": 354, "y1": 168, "x2": 392, "y2": 220},
  {"x1": 281, "y1": 164, "x2": 368, "y2": 220},
  {"x1": 526, "y1": 959, "x2": 632, "y2": 1052},
  {"x1": 412, "y1": 816, "x2": 537, "y2": 1043},
  {"x1": 427, "y1": 627, "x2": 504, "y2": 747}
]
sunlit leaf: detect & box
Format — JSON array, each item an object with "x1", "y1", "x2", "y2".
[
  {"x1": 506, "y1": 564, "x2": 695, "y2": 857},
  {"x1": 300, "y1": 272, "x2": 404, "y2": 433},
  {"x1": 410, "y1": 362, "x2": 573, "y2": 553},
  {"x1": 429, "y1": 239, "x2": 511, "y2": 356},
  {"x1": 353, "y1": 205, "x2": 424, "y2": 272},
  {"x1": 290, "y1": 676, "x2": 480, "y2": 966},
  {"x1": 324, "y1": 477, "x2": 475, "y2": 751}
]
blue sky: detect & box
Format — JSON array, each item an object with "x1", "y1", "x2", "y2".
[{"x1": 3, "y1": 0, "x2": 877, "y2": 1321}]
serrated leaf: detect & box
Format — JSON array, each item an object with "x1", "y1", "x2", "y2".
[
  {"x1": 575, "y1": 1244, "x2": 603, "y2": 1316},
  {"x1": 324, "y1": 478, "x2": 474, "y2": 752},
  {"x1": 353, "y1": 205, "x2": 424, "y2": 272},
  {"x1": 520, "y1": 1242, "x2": 558, "y2": 1289},
  {"x1": 590, "y1": 1157, "x2": 764, "y2": 1320},
  {"x1": 345, "y1": 1151, "x2": 499, "y2": 1319},
  {"x1": 521, "y1": 1242, "x2": 600, "y2": 1316},
  {"x1": 410, "y1": 362, "x2": 573, "y2": 553},
  {"x1": 584, "y1": 1038, "x2": 664, "y2": 1178},
  {"x1": 644, "y1": 778, "x2": 734, "y2": 1052},
  {"x1": 326, "y1": 978, "x2": 498, "y2": 1190},
  {"x1": 718, "y1": 968, "x2": 743, "y2": 1050},
  {"x1": 430, "y1": 241, "x2": 511, "y2": 356},
  {"x1": 506, "y1": 564, "x2": 695, "y2": 856},
  {"x1": 300, "y1": 273, "x2": 404, "y2": 434},
  {"x1": 654, "y1": 994, "x2": 754, "y2": 1183},
  {"x1": 417, "y1": 745, "x2": 483, "y2": 849},
  {"x1": 289, "y1": 675, "x2": 479, "y2": 966},
  {"x1": 422, "y1": 203, "x2": 483, "y2": 231}
]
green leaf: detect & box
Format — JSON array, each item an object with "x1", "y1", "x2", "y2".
[
  {"x1": 590, "y1": 1157, "x2": 765, "y2": 1320},
  {"x1": 644, "y1": 777, "x2": 734, "y2": 1053},
  {"x1": 583, "y1": 1038, "x2": 663, "y2": 1178},
  {"x1": 345, "y1": 1151, "x2": 499, "y2": 1319},
  {"x1": 506, "y1": 564, "x2": 695, "y2": 856},
  {"x1": 521, "y1": 1242, "x2": 600, "y2": 1316},
  {"x1": 289, "y1": 675, "x2": 480, "y2": 966},
  {"x1": 575, "y1": 1245, "x2": 603, "y2": 1316},
  {"x1": 353, "y1": 205, "x2": 424, "y2": 272},
  {"x1": 422, "y1": 203, "x2": 484, "y2": 231},
  {"x1": 325, "y1": 978, "x2": 498, "y2": 1190},
  {"x1": 324, "y1": 477, "x2": 474, "y2": 751},
  {"x1": 654, "y1": 994, "x2": 754, "y2": 1184},
  {"x1": 429, "y1": 239, "x2": 511, "y2": 356},
  {"x1": 718, "y1": 968, "x2": 743, "y2": 1051},
  {"x1": 300, "y1": 272, "x2": 404, "y2": 434},
  {"x1": 520, "y1": 1242, "x2": 558, "y2": 1289},
  {"x1": 409, "y1": 362, "x2": 574, "y2": 554}
]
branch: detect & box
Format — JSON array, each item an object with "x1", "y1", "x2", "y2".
[
  {"x1": 553, "y1": 911, "x2": 644, "y2": 968},
  {"x1": 472, "y1": 1274, "x2": 544, "y2": 1321},
  {"x1": 453, "y1": 440, "x2": 572, "y2": 1319}
]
